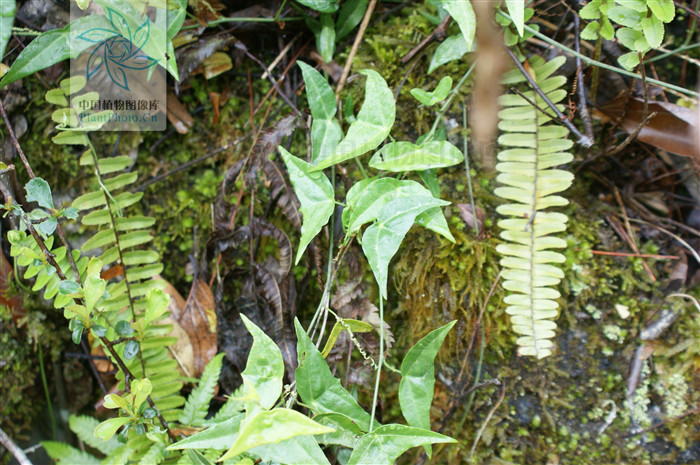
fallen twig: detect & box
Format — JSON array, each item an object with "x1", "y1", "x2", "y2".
[
  {"x1": 400, "y1": 14, "x2": 451, "y2": 64},
  {"x1": 590, "y1": 250, "x2": 679, "y2": 260},
  {"x1": 335, "y1": 0, "x2": 377, "y2": 98},
  {"x1": 0, "y1": 428, "x2": 32, "y2": 465},
  {"x1": 505, "y1": 47, "x2": 593, "y2": 147},
  {"x1": 470, "y1": 382, "x2": 507, "y2": 458}
]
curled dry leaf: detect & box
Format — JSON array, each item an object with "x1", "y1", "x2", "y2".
[
  {"x1": 160, "y1": 278, "x2": 217, "y2": 378},
  {"x1": 596, "y1": 95, "x2": 699, "y2": 159},
  {"x1": 456, "y1": 203, "x2": 485, "y2": 238},
  {"x1": 180, "y1": 278, "x2": 218, "y2": 377}
]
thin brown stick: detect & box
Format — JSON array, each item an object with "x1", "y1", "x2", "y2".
[
  {"x1": 335, "y1": 0, "x2": 377, "y2": 98},
  {"x1": 504, "y1": 47, "x2": 593, "y2": 147},
  {"x1": 235, "y1": 41, "x2": 304, "y2": 121},
  {"x1": 136, "y1": 139, "x2": 245, "y2": 192},
  {"x1": 626, "y1": 217, "x2": 700, "y2": 264},
  {"x1": 613, "y1": 187, "x2": 656, "y2": 281},
  {"x1": 400, "y1": 14, "x2": 451, "y2": 64},
  {"x1": 0, "y1": 427, "x2": 33, "y2": 465},
  {"x1": 0, "y1": 100, "x2": 35, "y2": 178},
  {"x1": 470, "y1": 382, "x2": 507, "y2": 458},
  {"x1": 591, "y1": 250, "x2": 681, "y2": 260},
  {"x1": 573, "y1": 14, "x2": 594, "y2": 140},
  {"x1": 591, "y1": 250, "x2": 679, "y2": 260}
]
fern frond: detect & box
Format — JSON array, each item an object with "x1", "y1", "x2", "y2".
[
  {"x1": 74, "y1": 152, "x2": 163, "y2": 316},
  {"x1": 101, "y1": 446, "x2": 134, "y2": 465},
  {"x1": 73, "y1": 151, "x2": 184, "y2": 420},
  {"x1": 69, "y1": 415, "x2": 121, "y2": 456},
  {"x1": 42, "y1": 441, "x2": 100, "y2": 465},
  {"x1": 180, "y1": 353, "x2": 225, "y2": 426},
  {"x1": 495, "y1": 55, "x2": 574, "y2": 359}
]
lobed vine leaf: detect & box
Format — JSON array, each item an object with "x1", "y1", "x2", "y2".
[
  {"x1": 320, "y1": 319, "x2": 374, "y2": 358},
  {"x1": 505, "y1": 0, "x2": 525, "y2": 36},
  {"x1": 441, "y1": 0, "x2": 476, "y2": 52},
  {"x1": 336, "y1": 0, "x2": 368, "y2": 39},
  {"x1": 295, "y1": 0, "x2": 339, "y2": 13},
  {"x1": 346, "y1": 424, "x2": 456, "y2": 465},
  {"x1": 312, "y1": 70, "x2": 395, "y2": 170},
  {"x1": 298, "y1": 61, "x2": 336, "y2": 120},
  {"x1": 240, "y1": 314, "x2": 284, "y2": 409},
  {"x1": 428, "y1": 35, "x2": 469, "y2": 74},
  {"x1": 294, "y1": 318, "x2": 374, "y2": 431},
  {"x1": 362, "y1": 196, "x2": 449, "y2": 298},
  {"x1": 369, "y1": 140, "x2": 464, "y2": 172},
  {"x1": 344, "y1": 178, "x2": 454, "y2": 242},
  {"x1": 279, "y1": 147, "x2": 335, "y2": 264},
  {"x1": 251, "y1": 434, "x2": 331, "y2": 465},
  {"x1": 313, "y1": 413, "x2": 365, "y2": 448},
  {"x1": 398, "y1": 320, "x2": 456, "y2": 456},
  {"x1": 410, "y1": 76, "x2": 453, "y2": 106},
  {"x1": 298, "y1": 61, "x2": 342, "y2": 163},
  {"x1": 220, "y1": 408, "x2": 334, "y2": 460},
  {"x1": 0, "y1": 0, "x2": 15, "y2": 59},
  {"x1": 168, "y1": 414, "x2": 244, "y2": 450}
]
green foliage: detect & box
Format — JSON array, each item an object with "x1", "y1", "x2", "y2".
[
  {"x1": 495, "y1": 55, "x2": 574, "y2": 359},
  {"x1": 162, "y1": 315, "x2": 455, "y2": 464},
  {"x1": 294, "y1": 318, "x2": 374, "y2": 430},
  {"x1": 8, "y1": 232, "x2": 89, "y2": 306},
  {"x1": 410, "y1": 76, "x2": 453, "y2": 106},
  {"x1": 346, "y1": 424, "x2": 456, "y2": 465},
  {"x1": 0, "y1": 0, "x2": 14, "y2": 59},
  {"x1": 69, "y1": 415, "x2": 121, "y2": 455},
  {"x1": 398, "y1": 320, "x2": 455, "y2": 455},
  {"x1": 440, "y1": 0, "x2": 476, "y2": 52},
  {"x1": 313, "y1": 69, "x2": 395, "y2": 170},
  {"x1": 336, "y1": 0, "x2": 367, "y2": 39},
  {"x1": 42, "y1": 441, "x2": 100, "y2": 465},
  {"x1": 296, "y1": 0, "x2": 339, "y2": 14},
  {"x1": 579, "y1": 0, "x2": 675, "y2": 69},
  {"x1": 369, "y1": 140, "x2": 463, "y2": 171},
  {"x1": 298, "y1": 61, "x2": 342, "y2": 163},
  {"x1": 428, "y1": 35, "x2": 469, "y2": 74},
  {"x1": 505, "y1": 0, "x2": 525, "y2": 36},
  {"x1": 0, "y1": 0, "x2": 185, "y2": 89},
  {"x1": 286, "y1": 67, "x2": 459, "y2": 298},
  {"x1": 179, "y1": 353, "x2": 225, "y2": 426},
  {"x1": 362, "y1": 196, "x2": 449, "y2": 298},
  {"x1": 279, "y1": 147, "x2": 335, "y2": 265},
  {"x1": 220, "y1": 409, "x2": 333, "y2": 461}
]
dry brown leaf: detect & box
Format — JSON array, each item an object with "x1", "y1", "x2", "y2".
[
  {"x1": 203, "y1": 52, "x2": 232, "y2": 80},
  {"x1": 596, "y1": 95, "x2": 699, "y2": 159},
  {"x1": 166, "y1": 92, "x2": 194, "y2": 134},
  {"x1": 457, "y1": 203, "x2": 486, "y2": 238},
  {"x1": 160, "y1": 280, "x2": 195, "y2": 377},
  {"x1": 177, "y1": 279, "x2": 218, "y2": 377},
  {"x1": 209, "y1": 92, "x2": 220, "y2": 125}
]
